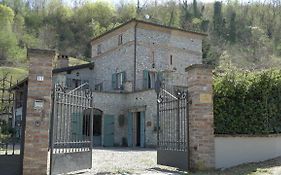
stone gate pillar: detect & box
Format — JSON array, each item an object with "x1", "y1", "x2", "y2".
[
  {"x1": 185, "y1": 64, "x2": 215, "y2": 170},
  {"x1": 23, "y1": 49, "x2": 55, "y2": 175}
]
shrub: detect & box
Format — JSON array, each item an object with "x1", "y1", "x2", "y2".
[{"x1": 214, "y1": 68, "x2": 281, "y2": 134}]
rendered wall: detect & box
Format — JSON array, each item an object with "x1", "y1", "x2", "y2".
[{"x1": 215, "y1": 135, "x2": 281, "y2": 168}]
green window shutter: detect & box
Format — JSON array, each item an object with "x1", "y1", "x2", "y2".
[
  {"x1": 66, "y1": 78, "x2": 72, "y2": 87},
  {"x1": 140, "y1": 111, "x2": 145, "y2": 148},
  {"x1": 71, "y1": 113, "x2": 78, "y2": 140},
  {"x1": 143, "y1": 70, "x2": 149, "y2": 89},
  {"x1": 121, "y1": 71, "x2": 126, "y2": 90},
  {"x1": 112, "y1": 73, "x2": 117, "y2": 90},
  {"x1": 157, "y1": 72, "x2": 164, "y2": 82},
  {"x1": 127, "y1": 112, "x2": 133, "y2": 147},
  {"x1": 103, "y1": 115, "x2": 115, "y2": 147},
  {"x1": 122, "y1": 71, "x2": 126, "y2": 82},
  {"x1": 71, "y1": 112, "x2": 83, "y2": 141}
]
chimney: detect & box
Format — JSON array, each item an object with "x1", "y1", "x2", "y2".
[{"x1": 57, "y1": 55, "x2": 69, "y2": 68}]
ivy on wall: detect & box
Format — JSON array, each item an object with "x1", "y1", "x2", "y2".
[{"x1": 214, "y1": 68, "x2": 281, "y2": 134}]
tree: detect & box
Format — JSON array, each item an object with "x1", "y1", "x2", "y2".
[
  {"x1": 180, "y1": 0, "x2": 193, "y2": 29},
  {"x1": 228, "y1": 12, "x2": 236, "y2": 43},
  {"x1": 213, "y1": 1, "x2": 224, "y2": 37},
  {"x1": 0, "y1": 5, "x2": 17, "y2": 63},
  {"x1": 193, "y1": 0, "x2": 200, "y2": 18},
  {"x1": 117, "y1": 2, "x2": 136, "y2": 23}
]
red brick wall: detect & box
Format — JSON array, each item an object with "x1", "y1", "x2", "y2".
[
  {"x1": 23, "y1": 49, "x2": 55, "y2": 175},
  {"x1": 186, "y1": 64, "x2": 215, "y2": 170}
]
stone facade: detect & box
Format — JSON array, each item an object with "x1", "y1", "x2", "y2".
[
  {"x1": 91, "y1": 20, "x2": 204, "y2": 91},
  {"x1": 52, "y1": 19, "x2": 205, "y2": 148},
  {"x1": 89, "y1": 90, "x2": 157, "y2": 147},
  {"x1": 23, "y1": 49, "x2": 55, "y2": 175},
  {"x1": 186, "y1": 64, "x2": 215, "y2": 170},
  {"x1": 135, "y1": 23, "x2": 202, "y2": 89}
]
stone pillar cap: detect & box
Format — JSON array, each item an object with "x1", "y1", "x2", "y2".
[{"x1": 185, "y1": 64, "x2": 214, "y2": 72}]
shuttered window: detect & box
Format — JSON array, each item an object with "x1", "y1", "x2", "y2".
[
  {"x1": 66, "y1": 78, "x2": 72, "y2": 88},
  {"x1": 112, "y1": 71, "x2": 126, "y2": 90},
  {"x1": 118, "y1": 34, "x2": 123, "y2": 45},
  {"x1": 97, "y1": 44, "x2": 102, "y2": 55},
  {"x1": 95, "y1": 83, "x2": 103, "y2": 91},
  {"x1": 143, "y1": 70, "x2": 157, "y2": 89},
  {"x1": 82, "y1": 80, "x2": 89, "y2": 89}
]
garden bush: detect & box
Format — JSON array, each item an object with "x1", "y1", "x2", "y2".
[{"x1": 214, "y1": 68, "x2": 281, "y2": 134}]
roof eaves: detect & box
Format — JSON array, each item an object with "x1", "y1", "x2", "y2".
[
  {"x1": 52, "y1": 62, "x2": 94, "y2": 74},
  {"x1": 9, "y1": 77, "x2": 28, "y2": 91},
  {"x1": 90, "y1": 19, "x2": 207, "y2": 43}
]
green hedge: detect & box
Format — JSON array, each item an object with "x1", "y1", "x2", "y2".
[{"x1": 214, "y1": 68, "x2": 281, "y2": 134}]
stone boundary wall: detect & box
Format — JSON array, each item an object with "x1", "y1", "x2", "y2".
[{"x1": 215, "y1": 135, "x2": 281, "y2": 168}]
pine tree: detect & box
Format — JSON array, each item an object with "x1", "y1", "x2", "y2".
[
  {"x1": 213, "y1": 1, "x2": 224, "y2": 37},
  {"x1": 228, "y1": 12, "x2": 236, "y2": 43},
  {"x1": 193, "y1": 0, "x2": 199, "y2": 18}
]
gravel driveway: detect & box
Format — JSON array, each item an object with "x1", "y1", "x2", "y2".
[
  {"x1": 67, "y1": 148, "x2": 281, "y2": 175},
  {"x1": 69, "y1": 147, "x2": 186, "y2": 175}
]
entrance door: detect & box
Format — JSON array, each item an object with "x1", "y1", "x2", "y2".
[
  {"x1": 93, "y1": 115, "x2": 102, "y2": 146},
  {"x1": 127, "y1": 111, "x2": 145, "y2": 147},
  {"x1": 103, "y1": 115, "x2": 114, "y2": 147}
]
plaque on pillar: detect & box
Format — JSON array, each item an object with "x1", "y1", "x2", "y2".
[{"x1": 36, "y1": 75, "x2": 44, "y2": 81}]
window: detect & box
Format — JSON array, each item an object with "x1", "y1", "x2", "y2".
[
  {"x1": 118, "y1": 34, "x2": 123, "y2": 45},
  {"x1": 97, "y1": 44, "x2": 102, "y2": 55},
  {"x1": 170, "y1": 55, "x2": 173, "y2": 65},
  {"x1": 95, "y1": 83, "x2": 103, "y2": 91},
  {"x1": 143, "y1": 70, "x2": 157, "y2": 89},
  {"x1": 82, "y1": 80, "x2": 89, "y2": 89},
  {"x1": 66, "y1": 78, "x2": 72, "y2": 87},
  {"x1": 72, "y1": 79, "x2": 81, "y2": 88},
  {"x1": 152, "y1": 51, "x2": 155, "y2": 68},
  {"x1": 112, "y1": 71, "x2": 126, "y2": 90}
]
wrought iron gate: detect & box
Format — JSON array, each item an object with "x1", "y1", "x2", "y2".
[
  {"x1": 50, "y1": 84, "x2": 94, "y2": 175},
  {"x1": 155, "y1": 79, "x2": 189, "y2": 170},
  {"x1": 0, "y1": 76, "x2": 26, "y2": 175}
]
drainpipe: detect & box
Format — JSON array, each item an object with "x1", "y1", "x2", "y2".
[{"x1": 133, "y1": 21, "x2": 138, "y2": 92}]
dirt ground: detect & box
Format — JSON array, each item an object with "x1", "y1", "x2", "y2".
[{"x1": 68, "y1": 148, "x2": 281, "y2": 175}]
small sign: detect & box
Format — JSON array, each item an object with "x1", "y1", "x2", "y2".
[
  {"x1": 36, "y1": 75, "x2": 44, "y2": 81},
  {"x1": 199, "y1": 93, "x2": 212, "y2": 103},
  {"x1": 34, "y1": 100, "x2": 44, "y2": 109}
]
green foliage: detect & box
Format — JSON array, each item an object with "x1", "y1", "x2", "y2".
[
  {"x1": 0, "y1": 0, "x2": 280, "y2": 68},
  {"x1": 227, "y1": 12, "x2": 236, "y2": 43},
  {"x1": 213, "y1": 1, "x2": 224, "y2": 37},
  {"x1": 214, "y1": 67, "x2": 281, "y2": 134},
  {"x1": 117, "y1": 3, "x2": 136, "y2": 23},
  {"x1": 0, "y1": 67, "x2": 27, "y2": 81}
]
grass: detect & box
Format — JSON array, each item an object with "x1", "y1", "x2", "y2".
[
  {"x1": 68, "y1": 57, "x2": 89, "y2": 66},
  {"x1": 0, "y1": 66, "x2": 28, "y2": 82},
  {"x1": 0, "y1": 57, "x2": 88, "y2": 84}
]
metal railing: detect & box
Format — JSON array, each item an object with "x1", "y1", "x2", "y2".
[
  {"x1": 156, "y1": 83, "x2": 189, "y2": 152},
  {"x1": 0, "y1": 141, "x2": 20, "y2": 155},
  {"x1": 50, "y1": 84, "x2": 93, "y2": 154}
]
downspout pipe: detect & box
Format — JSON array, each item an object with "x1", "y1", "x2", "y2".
[{"x1": 133, "y1": 21, "x2": 138, "y2": 92}]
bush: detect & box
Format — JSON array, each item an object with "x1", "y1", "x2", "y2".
[{"x1": 214, "y1": 68, "x2": 281, "y2": 134}]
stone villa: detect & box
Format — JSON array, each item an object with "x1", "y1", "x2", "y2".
[{"x1": 12, "y1": 19, "x2": 206, "y2": 148}]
